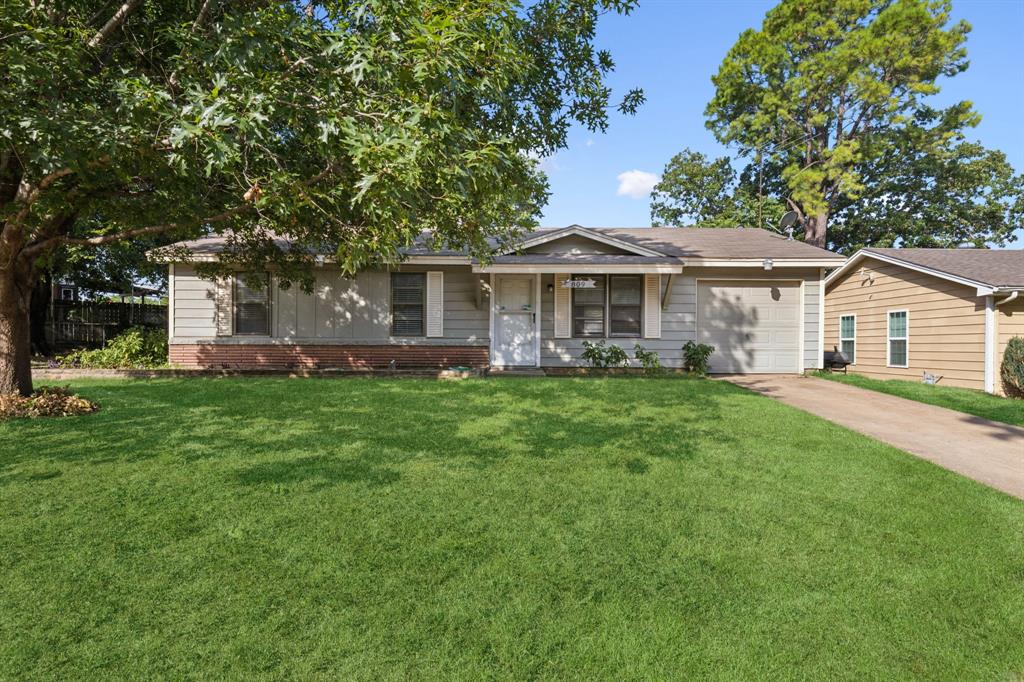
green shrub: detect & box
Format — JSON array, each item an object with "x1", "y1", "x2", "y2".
[
  {"x1": 633, "y1": 344, "x2": 663, "y2": 374},
  {"x1": 682, "y1": 341, "x2": 715, "y2": 376},
  {"x1": 1001, "y1": 336, "x2": 1024, "y2": 399},
  {"x1": 580, "y1": 340, "x2": 629, "y2": 369},
  {"x1": 59, "y1": 327, "x2": 168, "y2": 369}
]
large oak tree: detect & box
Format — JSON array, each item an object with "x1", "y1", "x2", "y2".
[{"x1": 1, "y1": 0, "x2": 642, "y2": 395}]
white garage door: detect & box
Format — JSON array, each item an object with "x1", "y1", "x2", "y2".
[{"x1": 697, "y1": 280, "x2": 801, "y2": 374}]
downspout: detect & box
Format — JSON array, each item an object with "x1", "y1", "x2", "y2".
[
  {"x1": 989, "y1": 291, "x2": 1020, "y2": 395},
  {"x1": 984, "y1": 295, "x2": 996, "y2": 394}
]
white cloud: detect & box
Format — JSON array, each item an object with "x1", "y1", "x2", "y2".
[{"x1": 616, "y1": 169, "x2": 660, "y2": 199}]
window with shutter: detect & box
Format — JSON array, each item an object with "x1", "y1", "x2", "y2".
[
  {"x1": 391, "y1": 272, "x2": 425, "y2": 336},
  {"x1": 233, "y1": 273, "x2": 270, "y2": 335}
]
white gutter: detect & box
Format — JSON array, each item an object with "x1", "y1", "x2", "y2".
[
  {"x1": 824, "y1": 250, "x2": 996, "y2": 294},
  {"x1": 473, "y1": 263, "x2": 684, "y2": 274},
  {"x1": 995, "y1": 291, "x2": 1020, "y2": 307},
  {"x1": 684, "y1": 258, "x2": 844, "y2": 268}
]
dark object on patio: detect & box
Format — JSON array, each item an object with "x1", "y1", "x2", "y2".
[{"x1": 823, "y1": 346, "x2": 852, "y2": 373}]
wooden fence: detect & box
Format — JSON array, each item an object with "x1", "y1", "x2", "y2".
[{"x1": 45, "y1": 302, "x2": 168, "y2": 348}]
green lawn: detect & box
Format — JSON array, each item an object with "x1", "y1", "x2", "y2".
[
  {"x1": 814, "y1": 371, "x2": 1024, "y2": 427},
  {"x1": 1, "y1": 377, "x2": 1022, "y2": 679}
]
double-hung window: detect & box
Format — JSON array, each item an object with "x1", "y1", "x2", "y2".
[
  {"x1": 571, "y1": 274, "x2": 643, "y2": 338},
  {"x1": 572, "y1": 275, "x2": 606, "y2": 337},
  {"x1": 887, "y1": 310, "x2": 908, "y2": 367},
  {"x1": 234, "y1": 273, "x2": 271, "y2": 335},
  {"x1": 839, "y1": 314, "x2": 856, "y2": 363},
  {"x1": 609, "y1": 275, "x2": 642, "y2": 336},
  {"x1": 391, "y1": 273, "x2": 425, "y2": 336}
]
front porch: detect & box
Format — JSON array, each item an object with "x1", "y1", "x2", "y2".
[{"x1": 481, "y1": 268, "x2": 681, "y2": 369}]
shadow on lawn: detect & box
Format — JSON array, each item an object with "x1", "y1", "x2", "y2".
[
  {"x1": 237, "y1": 454, "x2": 401, "y2": 489},
  {"x1": 2, "y1": 377, "x2": 741, "y2": 490}
]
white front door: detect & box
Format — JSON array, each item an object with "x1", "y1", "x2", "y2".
[{"x1": 493, "y1": 275, "x2": 537, "y2": 366}]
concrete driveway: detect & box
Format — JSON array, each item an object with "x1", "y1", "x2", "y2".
[{"x1": 721, "y1": 374, "x2": 1024, "y2": 499}]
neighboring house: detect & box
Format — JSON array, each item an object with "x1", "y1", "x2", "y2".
[
  {"x1": 152, "y1": 226, "x2": 843, "y2": 372},
  {"x1": 52, "y1": 282, "x2": 79, "y2": 302},
  {"x1": 824, "y1": 248, "x2": 1024, "y2": 394}
]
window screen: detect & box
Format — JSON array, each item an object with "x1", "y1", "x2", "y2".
[
  {"x1": 391, "y1": 273, "x2": 425, "y2": 336},
  {"x1": 609, "y1": 275, "x2": 642, "y2": 336},
  {"x1": 888, "y1": 311, "x2": 908, "y2": 367},
  {"x1": 234, "y1": 273, "x2": 271, "y2": 335},
  {"x1": 572, "y1": 275, "x2": 606, "y2": 337}
]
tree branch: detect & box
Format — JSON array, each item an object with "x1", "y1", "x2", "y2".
[
  {"x1": 192, "y1": 0, "x2": 218, "y2": 31},
  {"x1": 87, "y1": 0, "x2": 143, "y2": 49},
  {"x1": 22, "y1": 205, "x2": 250, "y2": 258},
  {"x1": 19, "y1": 162, "x2": 338, "y2": 259}
]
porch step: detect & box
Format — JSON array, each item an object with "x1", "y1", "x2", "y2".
[{"x1": 489, "y1": 367, "x2": 547, "y2": 377}]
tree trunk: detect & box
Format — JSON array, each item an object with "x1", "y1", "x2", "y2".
[
  {"x1": 0, "y1": 265, "x2": 33, "y2": 396},
  {"x1": 29, "y1": 273, "x2": 52, "y2": 357},
  {"x1": 804, "y1": 210, "x2": 829, "y2": 249}
]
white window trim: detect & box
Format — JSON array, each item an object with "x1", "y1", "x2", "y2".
[
  {"x1": 569, "y1": 274, "x2": 644, "y2": 339},
  {"x1": 839, "y1": 313, "x2": 856, "y2": 365},
  {"x1": 886, "y1": 309, "x2": 909, "y2": 368}
]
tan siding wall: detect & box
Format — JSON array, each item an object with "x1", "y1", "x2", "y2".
[
  {"x1": 996, "y1": 296, "x2": 1024, "y2": 394},
  {"x1": 825, "y1": 260, "x2": 987, "y2": 390}
]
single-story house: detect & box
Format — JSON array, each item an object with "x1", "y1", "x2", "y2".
[
  {"x1": 154, "y1": 225, "x2": 844, "y2": 372},
  {"x1": 824, "y1": 247, "x2": 1024, "y2": 394}
]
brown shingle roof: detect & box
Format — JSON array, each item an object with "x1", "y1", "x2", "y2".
[
  {"x1": 584, "y1": 228, "x2": 842, "y2": 260},
  {"x1": 405, "y1": 226, "x2": 844, "y2": 261},
  {"x1": 862, "y1": 248, "x2": 1024, "y2": 288},
  {"x1": 155, "y1": 226, "x2": 845, "y2": 263}
]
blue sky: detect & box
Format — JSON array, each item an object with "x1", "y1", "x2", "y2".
[{"x1": 538, "y1": 0, "x2": 1024, "y2": 244}]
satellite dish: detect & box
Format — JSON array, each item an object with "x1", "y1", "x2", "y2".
[{"x1": 779, "y1": 211, "x2": 800, "y2": 230}]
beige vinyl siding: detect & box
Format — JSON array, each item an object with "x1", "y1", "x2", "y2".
[
  {"x1": 996, "y1": 296, "x2": 1024, "y2": 394},
  {"x1": 272, "y1": 266, "x2": 486, "y2": 342},
  {"x1": 172, "y1": 265, "x2": 488, "y2": 344},
  {"x1": 825, "y1": 260, "x2": 987, "y2": 390},
  {"x1": 541, "y1": 267, "x2": 823, "y2": 370},
  {"x1": 171, "y1": 265, "x2": 218, "y2": 337}
]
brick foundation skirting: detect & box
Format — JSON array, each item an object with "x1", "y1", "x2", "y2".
[{"x1": 169, "y1": 343, "x2": 490, "y2": 370}]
